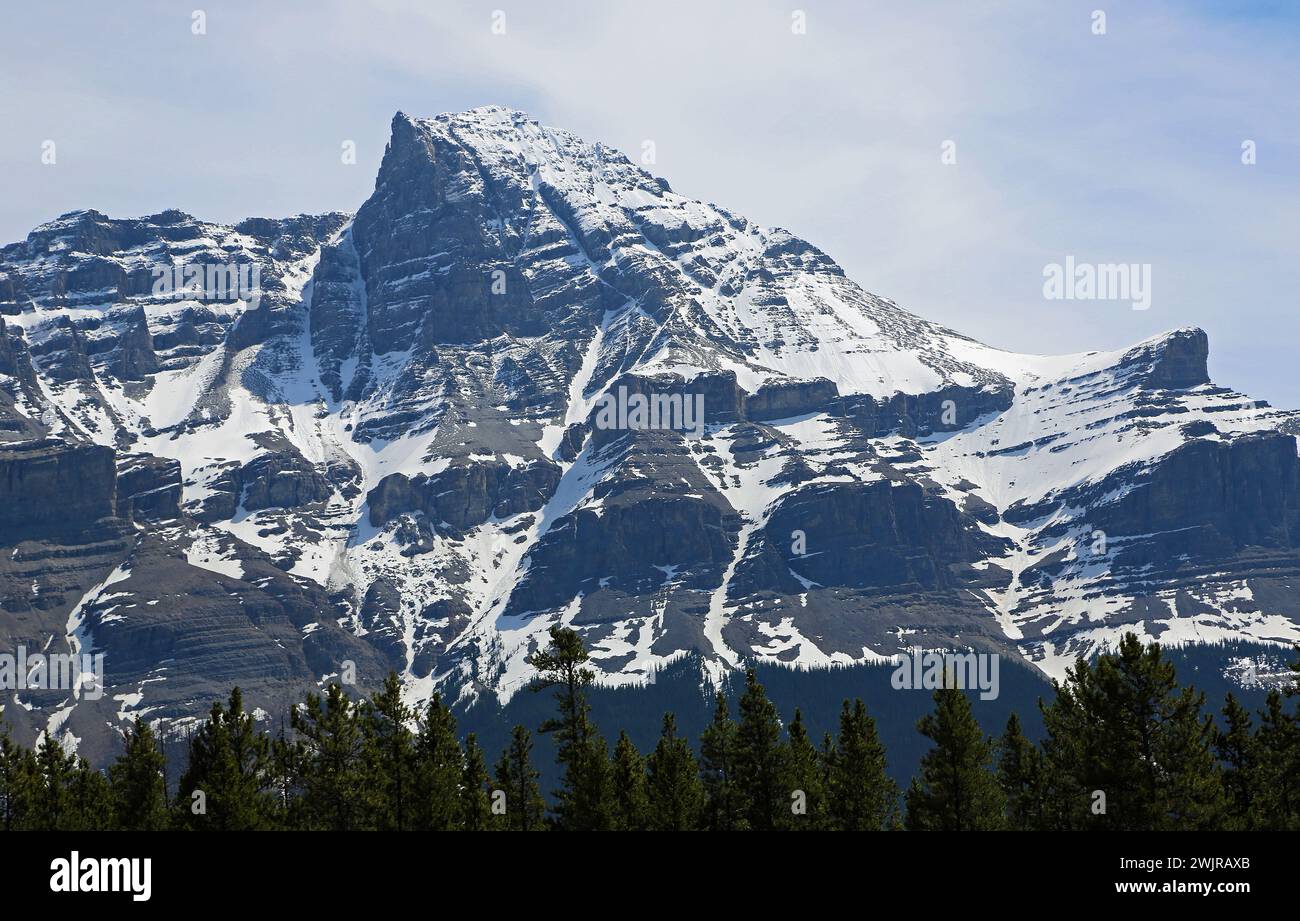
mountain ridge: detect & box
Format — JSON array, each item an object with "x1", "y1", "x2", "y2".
[{"x1": 2, "y1": 106, "x2": 1298, "y2": 760}]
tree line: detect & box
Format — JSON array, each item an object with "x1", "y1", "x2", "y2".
[{"x1": 1, "y1": 629, "x2": 1297, "y2": 831}]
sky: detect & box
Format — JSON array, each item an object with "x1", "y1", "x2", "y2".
[{"x1": 2, "y1": 0, "x2": 1298, "y2": 404}]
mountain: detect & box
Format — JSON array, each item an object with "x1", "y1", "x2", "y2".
[{"x1": 3, "y1": 106, "x2": 1298, "y2": 761}]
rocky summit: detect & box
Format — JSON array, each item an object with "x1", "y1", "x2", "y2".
[{"x1": 3, "y1": 107, "x2": 1299, "y2": 761}]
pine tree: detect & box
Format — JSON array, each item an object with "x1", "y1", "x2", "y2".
[
  {"x1": 1254, "y1": 688, "x2": 1300, "y2": 830},
  {"x1": 412, "y1": 692, "x2": 463, "y2": 830},
  {"x1": 363, "y1": 672, "x2": 416, "y2": 830},
  {"x1": 699, "y1": 691, "x2": 745, "y2": 830},
  {"x1": 826, "y1": 699, "x2": 897, "y2": 830},
  {"x1": 32, "y1": 734, "x2": 78, "y2": 830},
  {"x1": 734, "y1": 668, "x2": 785, "y2": 830},
  {"x1": 779, "y1": 709, "x2": 827, "y2": 829},
  {"x1": 906, "y1": 685, "x2": 1005, "y2": 831},
  {"x1": 1254, "y1": 648, "x2": 1300, "y2": 830},
  {"x1": 0, "y1": 727, "x2": 37, "y2": 831},
  {"x1": 645, "y1": 713, "x2": 704, "y2": 831},
  {"x1": 268, "y1": 725, "x2": 305, "y2": 830},
  {"x1": 996, "y1": 712, "x2": 1043, "y2": 831},
  {"x1": 177, "y1": 688, "x2": 273, "y2": 830},
  {"x1": 460, "y1": 733, "x2": 493, "y2": 831},
  {"x1": 1158, "y1": 685, "x2": 1225, "y2": 830},
  {"x1": 292, "y1": 683, "x2": 370, "y2": 830},
  {"x1": 69, "y1": 757, "x2": 112, "y2": 831},
  {"x1": 1039, "y1": 634, "x2": 1226, "y2": 830},
  {"x1": 528, "y1": 625, "x2": 610, "y2": 830},
  {"x1": 610, "y1": 730, "x2": 650, "y2": 831},
  {"x1": 1037, "y1": 668, "x2": 1092, "y2": 830},
  {"x1": 108, "y1": 720, "x2": 168, "y2": 830},
  {"x1": 492, "y1": 725, "x2": 547, "y2": 832},
  {"x1": 1215, "y1": 694, "x2": 1258, "y2": 830}
]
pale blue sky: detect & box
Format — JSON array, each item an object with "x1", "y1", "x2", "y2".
[{"x1": 2, "y1": 1, "x2": 1297, "y2": 404}]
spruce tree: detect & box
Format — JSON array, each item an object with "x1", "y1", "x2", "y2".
[
  {"x1": 645, "y1": 713, "x2": 704, "y2": 831},
  {"x1": 108, "y1": 720, "x2": 168, "y2": 830},
  {"x1": 905, "y1": 685, "x2": 1005, "y2": 831},
  {"x1": 269, "y1": 726, "x2": 305, "y2": 830},
  {"x1": 996, "y1": 712, "x2": 1043, "y2": 831},
  {"x1": 1039, "y1": 634, "x2": 1226, "y2": 830},
  {"x1": 1254, "y1": 648, "x2": 1300, "y2": 830},
  {"x1": 32, "y1": 734, "x2": 78, "y2": 830},
  {"x1": 363, "y1": 672, "x2": 416, "y2": 830},
  {"x1": 610, "y1": 730, "x2": 650, "y2": 831},
  {"x1": 0, "y1": 727, "x2": 37, "y2": 831},
  {"x1": 1037, "y1": 669, "x2": 1091, "y2": 830},
  {"x1": 1157, "y1": 685, "x2": 1225, "y2": 830},
  {"x1": 528, "y1": 625, "x2": 610, "y2": 830},
  {"x1": 492, "y1": 725, "x2": 546, "y2": 832},
  {"x1": 177, "y1": 688, "x2": 274, "y2": 830},
  {"x1": 699, "y1": 691, "x2": 745, "y2": 830},
  {"x1": 1215, "y1": 694, "x2": 1258, "y2": 830},
  {"x1": 780, "y1": 709, "x2": 827, "y2": 830},
  {"x1": 826, "y1": 699, "x2": 897, "y2": 830},
  {"x1": 1254, "y1": 688, "x2": 1300, "y2": 830},
  {"x1": 460, "y1": 733, "x2": 493, "y2": 831},
  {"x1": 734, "y1": 668, "x2": 785, "y2": 830},
  {"x1": 292, "y1": 683, "x2": 370, "y2": 830},
  {"x1": 69, "y1": 757, "x2": 112, "y2": 831},
  {"x1": 412, "y1": 692, "x2": 463, "y2": 830}
]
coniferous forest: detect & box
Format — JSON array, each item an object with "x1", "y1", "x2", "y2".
[{"x1": 2, "y1": 628, "x2": 1298, "y2": 832}]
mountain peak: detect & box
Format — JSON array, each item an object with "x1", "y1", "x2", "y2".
[{"x1": 3, "y1": 109, "x2": 1296, "y2": 761}]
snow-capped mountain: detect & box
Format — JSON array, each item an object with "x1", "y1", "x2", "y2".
[{"x1": 3, "y1": 106, "x2": 1299, "y2": 758}]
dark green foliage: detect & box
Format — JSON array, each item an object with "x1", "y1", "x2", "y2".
[
  {"x1": 363, "y1": 672, "x2": 417, "y2": 830},
  {"x1": 996, "y1": 713, "x2": 1043, "y2": 831},
  {"x1": 1038, "y1": 634, "x2": 1224, "y2": 830},
  {"x1": 1254, "y1": 688, "x2": 1300, "y2": 829},
  {"x1": 176, "y1": 688, "x2": 273, "y2": 830},
  {"x1": 780, "y1": 709, "x2": 827, "y2": 829},
  {"x1": 1215, "y1": 694, "x2": 1258, "y2": 830},
  {"x1": 528, "y1": 625, "x2": 610, "y2": 830},
  {"x1": 0, "y1": 629, "x2": 1283, "y2": 832},
  {"x1": 459, "y1": 733, "x2": 493, "y2": 831},
  {"x1": 734, "y1": 669, "x2": 785, "y2": 830},
  {"x1": 492, "y1": 725, "x2": 546, "y2": 831},
  {"x1": 268, "y1": 726, "x2": 305, "y2": 829},
  {"x1": 610, "y1": 731, "x2": 650, "y2": 831},
  {"x1": 292, "y1": 683, "x2": 370, "y2": 830},
  {"x1": 906, "y1": 686, "x2": 1005, "y2": 831},
  {"x1": 0, "y1": 728, "x2": 37, "y2": 831},
  {"x1": 645, "y1": 713, "x2": 703, "y2": 831},
  {"x1": 68, "y1": 755, "x2": 112, "y2": 831},
  {"x1": 412, "y1": 692, "x2": 463, "y2": 830},
  {"x1": 826, "y1": 699, "x2": 897, "y2": 830},
  {"x1": 699, "y1": 692, "x2": 744, "y2": 830},
  {"x1": 108, "y1": 720, "x2": 168, "y2": 830}
]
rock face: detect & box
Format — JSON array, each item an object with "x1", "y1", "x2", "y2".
[
  {"x1": 2, "y1": 106, "x2": 1299, "y2": 761},
  {"x1": 738, "y1": 479, "x2": 999, "y2": 594},
  {"x1": 1089, "y1": 432, "x2": 1300, "y2": 562},
  {"x1": 0, "y1": 440, "x2": 116, "y2": 538},
  {"x1": 367, "y1": 457, "x2": 561, "y2": 530},
  {"x1": 1130, "y1": 326, "x2": 1210, "y2": 389},
  {"x1": 115, "y1": 453, "x2": 182, "y2": 522},
  {"x1": 745, "y1": 378, "x2": 839, "y2": 422}
]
